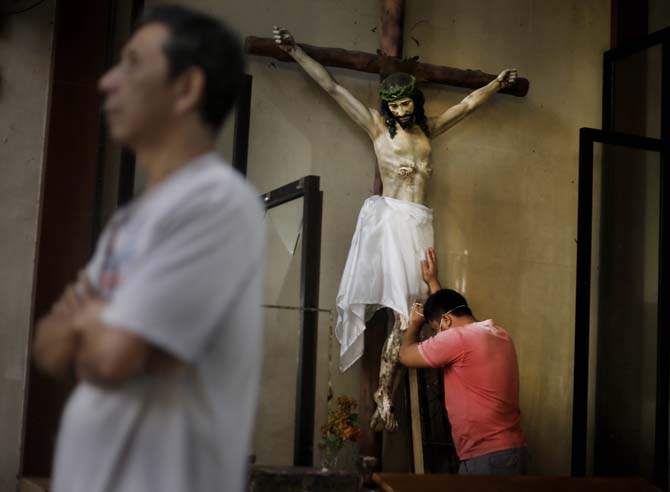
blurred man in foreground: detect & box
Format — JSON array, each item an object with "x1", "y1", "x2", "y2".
[{"x1": 33, "y1": 5, "x2": 265, "y2": 491}]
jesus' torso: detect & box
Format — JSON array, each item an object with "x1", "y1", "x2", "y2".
[{"x1": 371, "y1": 111, "x2": 433, "y2": 206}]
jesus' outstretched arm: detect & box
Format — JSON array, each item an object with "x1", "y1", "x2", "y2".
[
  {"x1": 273, "y1": 26, "x2": 379, "y2": 139},
  {"x1": 428, "y1": 68, "x2": 518, "y2": 138}
]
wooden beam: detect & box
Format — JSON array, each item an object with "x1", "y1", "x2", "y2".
[{"x1": 244, "y1": 37, "x2": 530, "y2": 97}]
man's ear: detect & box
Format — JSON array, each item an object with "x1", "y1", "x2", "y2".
[
  {"x1": 174, "y1": 66, "x2": 206, "y2": 116},
  {"x1": 442, "y1": 314, "x2": 452, "y2": 330}
]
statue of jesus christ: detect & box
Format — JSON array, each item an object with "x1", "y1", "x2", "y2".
[{"x1": 274, "y1": 27, "x2": 517, "y2": 432}]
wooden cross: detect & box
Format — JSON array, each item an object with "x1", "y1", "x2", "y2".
[
  {"x1": 245, "y1": 2, "x2": 528, "y2": 199},
  {"x1": 244, "y1": 21, "x2": 529, "y2": 96},
  {"x1": 244, "y1": 0, "x2": 530, "y2": 471}
]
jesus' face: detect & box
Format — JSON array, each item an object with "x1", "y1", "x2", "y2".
[{"x1": 387, "y1": 97, "x2": 415, "y2": 129}]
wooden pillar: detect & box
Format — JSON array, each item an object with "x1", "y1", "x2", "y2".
[{"x1": 610, "y1": 0, "x2": 648, "y2": 48}]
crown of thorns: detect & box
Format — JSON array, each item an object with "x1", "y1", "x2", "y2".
[{"x1": 379, "y1": 73, "x2": 419, "y2": 102}]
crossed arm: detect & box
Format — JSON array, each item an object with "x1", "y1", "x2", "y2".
[
  {"x1": 32, "y1": 274, "x2": 166, "y2": 386},
  {"x1": 273, "y1": 27, "x2": 379, "y2": 139}
]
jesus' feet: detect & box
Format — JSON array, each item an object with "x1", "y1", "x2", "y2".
[{"x1": 370, "y1": 391, "x2": 398, "y2": 432}]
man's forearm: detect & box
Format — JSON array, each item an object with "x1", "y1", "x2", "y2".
[
  {"x1": 33, "y1": 312, "x2": 80, "y2": 380},
  {"x1": 75, "y1": 304, "x2": 153, "y2": 387},
  {"x1": 398, "y1": 316, "x2": 430, "y2": 367},
  {"x1": 428, "y1": 280, "x2": 442, "y2": 294},
  {"x1": 400, "y1": 318, "x2": 423, "y2": 352},
  {"x1": 76, "y1": 322, "x2": 120, "y2": 386}
]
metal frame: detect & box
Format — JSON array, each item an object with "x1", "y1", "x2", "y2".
[
  {"x1": 602, "y1": 27, "x2": 669, "y2": 138},
  {"x1": 260, "y1": 176, "x2": 323, "y2": 467},
  {"x1": 571, "y1": 128, "x2": 668, "y2": 490},
  {"x1": 574, "y1": 27, "x2": 670, "y2": 489}
]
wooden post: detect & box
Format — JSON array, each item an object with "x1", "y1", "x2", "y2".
[
  {"x1": 408, "y1": 369, "x2": 424, "y2": 474},
  {"x1": 380, "y1": 0, "x2": 405, "y2": 59}
]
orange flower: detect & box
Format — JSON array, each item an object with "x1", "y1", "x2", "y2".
[{"x1": 321, "y1": 394, "x2": 361, "y2": 449}]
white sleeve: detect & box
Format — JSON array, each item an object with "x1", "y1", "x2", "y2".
[{"x1": 101, "y1": 193, "x2": 265, "y2": 363}]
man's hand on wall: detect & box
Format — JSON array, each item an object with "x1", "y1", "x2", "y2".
[{"x1": 421, "y1": 247, "x2": 441, "y2": 293}]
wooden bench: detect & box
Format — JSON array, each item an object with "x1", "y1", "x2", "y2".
[{"x1": 373, "y1": 473, "x2": 662, "y2": 492}]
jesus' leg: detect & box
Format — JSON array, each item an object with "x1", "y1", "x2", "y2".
[{"x1": 370, "y1": 310, "x2": 407, "y2": 432}]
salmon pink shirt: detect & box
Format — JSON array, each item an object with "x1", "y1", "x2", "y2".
[{"x1": 418, "y1": 319, "x2": 527, "y2": 460}]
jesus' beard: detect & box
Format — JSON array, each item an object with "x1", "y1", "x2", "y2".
[{"x1": 396, "y1": 114, "x2": 415, "y2": 130}]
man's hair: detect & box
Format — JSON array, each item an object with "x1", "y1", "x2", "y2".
[
  {"x1": 135, "y1": 4, "x2": 244, "y2": 131},
  {"x1": 423, "y1": 289, "x2": 473, "y2": 322}
]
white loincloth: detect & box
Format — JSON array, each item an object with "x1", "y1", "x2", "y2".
[{"x1": 335, "y1": 195, "x2": 434, "y2": 372}]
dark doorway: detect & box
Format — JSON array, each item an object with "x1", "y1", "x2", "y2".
[{"x1": 21, "y1": 0, "x2": 143, "y2": 478}]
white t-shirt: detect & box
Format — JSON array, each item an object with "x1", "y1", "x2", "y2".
[{"x1": 52, "y1": 153, "x2": 265, "y2": 492}]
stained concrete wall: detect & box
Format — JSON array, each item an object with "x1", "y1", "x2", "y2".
[
  {"x1": 151, "y1": 0, "x2": 609, "y2": 474},
  {"x1": 0, "y1": 1, "x2": 55, "y2": 488}
]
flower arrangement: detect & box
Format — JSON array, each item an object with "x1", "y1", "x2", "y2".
[{"x1": 319, "y1": 395, "x2": 361, "y2": 469}]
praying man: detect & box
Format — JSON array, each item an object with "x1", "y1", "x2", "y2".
[{"x1": 273, "y1": 27, "x2": 517, "y2": 432}]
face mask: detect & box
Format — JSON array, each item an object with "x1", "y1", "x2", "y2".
[{"x1": 439, "y1": 305, "x2": 466, "y2": 331}]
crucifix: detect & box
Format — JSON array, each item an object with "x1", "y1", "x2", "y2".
[{"x1": 245, "y1": 0, "x2": 529, "y2": 471}]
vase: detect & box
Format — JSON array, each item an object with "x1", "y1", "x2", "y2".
[
  {"x1": 321, "y1": 446, "x2": 340, "y2": 471},
  {"x1": 321, "y1": 441, "x2": 359, "y2": 471}
]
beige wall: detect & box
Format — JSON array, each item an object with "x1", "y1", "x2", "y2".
[
  {"x1": 155, "y1": 0, "x2": 609, "y2": 474},
  {"x1": 0, "y1": 1, "x2": 55, "y2": 488}
]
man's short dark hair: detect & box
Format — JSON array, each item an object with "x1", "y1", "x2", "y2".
[
  {"x1": 135, "y1": 4, "x2": 244, "y2": 131},
  {"x1": 424, "y1": 289, "x2": 472, "y2": 322}
]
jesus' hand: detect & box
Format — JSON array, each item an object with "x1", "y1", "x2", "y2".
[
  {"x1": 496, "y1": 68, "x2": 518, "y2": 89},
  {"x1": 273, "y1": 26, "x2": 296, "y2": 53}
]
